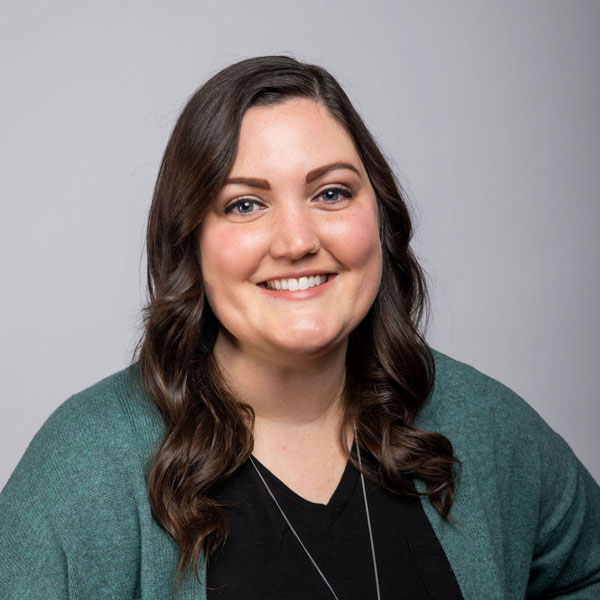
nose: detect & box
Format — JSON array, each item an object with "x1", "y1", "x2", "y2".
[{"x1": 269, "y1": 201, "x2": 319, "y2": 260}]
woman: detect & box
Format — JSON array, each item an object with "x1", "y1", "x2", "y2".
[{"x1": 0, "y1": 56, "x2": 598, "y2": 599}]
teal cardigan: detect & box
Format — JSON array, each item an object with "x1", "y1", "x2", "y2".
[{"x1": 1, "y1": 351, "x2": 599, "y2": 599}]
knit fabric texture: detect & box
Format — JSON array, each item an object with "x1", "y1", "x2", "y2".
[{"x1": 1, "y1": 350, "x2": 599, "y2": 599}]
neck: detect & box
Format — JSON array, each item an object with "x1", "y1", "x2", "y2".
[
  {"x1": 213, "y1": 330, "x2": 354, "y2": 502},
  {"x1": 213, "y1": 330, "x2": 348, "y2": 428}
]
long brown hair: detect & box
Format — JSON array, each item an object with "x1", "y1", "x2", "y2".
[{"x1": 137, "y1": 55, "x2": 459, "y2": 584}]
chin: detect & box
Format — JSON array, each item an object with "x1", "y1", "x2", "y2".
[{"x1": 267, "y1": 328, "x2": 345, "y2": 357}]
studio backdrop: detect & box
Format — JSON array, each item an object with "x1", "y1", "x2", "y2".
[{"x1": 1, "y1": 0, "x2": 598, "y2": 487}]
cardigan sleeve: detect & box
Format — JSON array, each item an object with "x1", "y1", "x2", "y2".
[
  {"x1": 0, "y1": 486, "x2": 72, "y2": 598},
  {"x1": 0, "y1": 423, "x2": 74, "y2": 598},
  {"x1": 0, "y1": 378, "x2": 144, "y2": 599},
  {"x1": 526, "y1": 428, "x2": 600, "y2": 598}
]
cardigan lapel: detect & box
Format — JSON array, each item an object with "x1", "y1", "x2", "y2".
[{"x1": 414, "y1": 395, "x2": 506, "y2": 600}]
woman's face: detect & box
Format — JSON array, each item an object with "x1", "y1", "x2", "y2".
[{"x1": 198, "y1": 98, "x2": 382, "y2": 362}]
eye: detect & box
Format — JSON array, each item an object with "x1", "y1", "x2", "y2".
[
  {"x1": 224, "y1": 198, "x2": 264, "y2": 215},
  {"x1": 318, "y1": 186, "x2": 353, "y2": 203}
]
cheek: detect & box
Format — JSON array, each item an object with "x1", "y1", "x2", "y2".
[
  {"x1": 198, "y1": 221, "x2": 265, "y2": 294},
  {"x1": 324, "y1": 209, "x2": 382, "y2": 271}
]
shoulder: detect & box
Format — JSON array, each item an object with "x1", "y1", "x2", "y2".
[
  {"x1": 12, "y1": 365, "x2": 165, "y2": 483},
  {"x1": 0, "y1": 366, "x2": 168, "y2": 595},
  {"x1": 1, "y1": 365, "x2": 165, "y2": 513},
  {"x1": 425, "y1": 348, "x2": 553, "y2": 447},
  {"x1": 0, "y1": 366, "x2": 167, "y2": 591},
  {"x1": 419, "y1": 349, "x2": 581, "y2": 517},
  {"x1": 423, "y1": 348, "x2": 595, "y2": 540}
]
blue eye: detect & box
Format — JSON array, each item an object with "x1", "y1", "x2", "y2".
[
  {"x1": 225, "y1": 199, "x2": 259, "y2": 215},
  {"x1": 320, "y1": 187, "x2": 353, "y2": 202}
]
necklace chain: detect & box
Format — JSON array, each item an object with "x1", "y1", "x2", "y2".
[
  {"x1": 356, "y1": 435, "x2": 382, "y2": 600},
  {"x1": 249, "y1": 431, "x2": 382, "y2": 600}
]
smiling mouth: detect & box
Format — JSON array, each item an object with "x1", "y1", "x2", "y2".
[{"x1": 260, "y1": 274, "x2": 331, "y2": 291}]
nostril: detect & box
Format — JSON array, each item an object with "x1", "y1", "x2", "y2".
[{"x1": 268, "y1": 227, "x2": 320, "y2": 260}]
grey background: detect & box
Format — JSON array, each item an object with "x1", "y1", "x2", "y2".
[{"x1": 1, "y1": 0, "x2": 598, "y2": 489}]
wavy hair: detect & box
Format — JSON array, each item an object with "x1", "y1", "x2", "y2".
[{"x1": 136, "y1": 55, "x2": 459, "y2": 584}]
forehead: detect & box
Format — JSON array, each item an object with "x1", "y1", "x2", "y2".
[{"x1": 230, "y1": 98, "x2": 362, "y2": 178}]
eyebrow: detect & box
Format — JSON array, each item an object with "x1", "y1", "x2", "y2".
[
  {"x1": 224, "y1": 177, "x2": 271, "y2": 189},
  {"x1": 223, "y1": 161, "x2": 361, "y2": 190}
]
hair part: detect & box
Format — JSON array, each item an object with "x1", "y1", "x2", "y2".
[{"x1": 136, "y1": 55, "x2": 459, "y2": 586}]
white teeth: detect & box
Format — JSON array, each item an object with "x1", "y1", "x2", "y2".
[{"x1": 264, "y1": 274, "x2": 330, "y2": 291}]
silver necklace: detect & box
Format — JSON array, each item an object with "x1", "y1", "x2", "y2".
[{"x1": 248, "y1": 434, "x2": 382, "y2": 600}]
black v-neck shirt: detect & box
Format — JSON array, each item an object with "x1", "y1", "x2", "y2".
[{"x1": 206, "y1": 451, "x2": 463, "y2": 600}]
